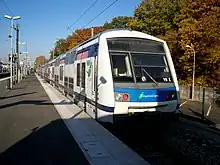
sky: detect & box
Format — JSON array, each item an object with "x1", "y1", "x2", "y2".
[{"x1": 0, "y1": 0, "x2": 142, "y2": 61}]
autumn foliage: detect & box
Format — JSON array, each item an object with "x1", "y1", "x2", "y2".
[
  {"x1": 130, "y1": 0, "x2": 220, "y2": 87},
  {"x1": 49, "y1": 0, "x2": 220, "y2": 87},
  {"x1": 50, "y1": 26, "x2": 106, "y2": 58},
  {"x1": 35, "y1": 56, "x2": 47, "y2": 66}
]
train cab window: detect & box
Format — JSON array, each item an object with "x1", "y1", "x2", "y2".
[
  {"x1": 77, "y1": 63, "x2": 80, "y2": 86},
  {"x1": 81, "y1": 63, "x2": 85, "y2": 88},
  {"x1": 110, "y1": 53, "x2": 133, "y2": 82},
  {"x1": 108, "y1": 38, "x2": 172, "y2": 83},
  {"x1": 70, "y1": 51, "x2": 76, "y2": 64},
  {"x1": 65, "y1": 54, "x2": 69, "y2": 64},
  {"x1": 52, "y1": 67, "x2": 54, "y2": 78},
  {"x1": 60, "y1": 66, "x2": 63, "y2": 81},
  {"x1": 131, "y1": 53, "x2": 172, "y2": 83}
]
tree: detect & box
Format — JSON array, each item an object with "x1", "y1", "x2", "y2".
[
  {"x1": 179, "y1": 0, "x2": 220, "y2": 86},
  {"x1": 130, "y1": 0, "x2": 190, "y2": 82},
  {"x1": 35, "y1": 56, "x2": 47, "y2": 67},
  {"x1": 67, "y1": 27, "x2": 104, "y2": 49},
  {"x1": 49, "y1": 26, "x2": 106, "y2": 60},
  {"x1": 130, "y1": 0, "x2": 220, "y2": 87},
  {"x1": 129, "y1": 0, "x2": 188, "y2": 36},
  {"x1": 103, "y1": 16, "x2": 133, "y2": 29},
  {"x1": 158, "y1": 30, "x2": 186, "y2": 81},
  {"x1": 54, "y1": 39, "x2": 69, "y2": 56}
]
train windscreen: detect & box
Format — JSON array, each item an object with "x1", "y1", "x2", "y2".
[{"x1": 107, "y1": 38, "x2": 173, "y2": 83}]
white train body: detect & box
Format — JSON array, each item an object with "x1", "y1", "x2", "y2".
[{"x1": 40, "y1": 30, "x2": 180, "y2": 123}]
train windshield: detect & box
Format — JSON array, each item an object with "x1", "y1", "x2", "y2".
[{"x1": 108, "y1": 38, "x2": 173, "y2": 83}]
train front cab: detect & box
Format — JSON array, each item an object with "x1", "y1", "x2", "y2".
[{"x1": 97, "y1": 31, "x2": 180, "y2": 124}]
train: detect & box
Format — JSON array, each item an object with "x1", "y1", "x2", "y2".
[{"x1": 38, "y1": 29, "x2": 180, "y2": 123}]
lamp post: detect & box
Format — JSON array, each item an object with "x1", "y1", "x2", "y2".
[
  {"x1": 4, "y1": 15, "x2": 21, "y2": 89},
  {"x1": 186, "y1": 44, "x2": 196, "y2": 100}
]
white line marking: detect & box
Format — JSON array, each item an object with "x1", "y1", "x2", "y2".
[
  {"x1": 206, "y1": 102, "x2": 212, "y2": 116},
  {"x1": 180, "y1": 101, "x2": 187, "y2": 107}
]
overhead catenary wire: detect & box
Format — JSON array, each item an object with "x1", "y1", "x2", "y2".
[
  {"x1": 56, "y1": 0, "x2": 119, "y2": 54},
  {"x1": 0, "y1": 0, "x2": 20, "y2": 24},
  {"x1": 81, "y1": 0, "x2": 119, "y2": 29},
  {"x1": 0, "y1": 0, "x2": 13, "y2": 14},
  {"x1": 68, "y1": 0, "x2": 119, "y2": 41},
  {"x1": 67, "y1": 0, "x2": 99, "y2": 31}
]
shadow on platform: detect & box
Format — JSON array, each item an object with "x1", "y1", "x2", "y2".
[
  {"x1": 0, "y1": 113, "x2": 179, "y2": 165},
  {"x1": 0, "y1": 92, "x2": 37, "y2": 100},
  {"x1": 180, "y1": 108, "x2": 215, "y2": 125},
  {"x1": 0, "y1": 99, "x2": 73, "y2": 110},
  {"x1": 0, "y1": 118, "x2": 89, "y2": 165}
]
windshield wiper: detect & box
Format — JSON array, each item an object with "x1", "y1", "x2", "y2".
[
  {"x1": 141, "y1": 67, "x2": 158, "y2": 85},
  {"x1": 137, "y1": 59, "x2": 158, "y2": 85}
]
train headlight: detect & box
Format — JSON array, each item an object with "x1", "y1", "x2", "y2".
[
  {"x1": 115, "y1": 92, "x2": 130, "y2": 102},
  {"x1": 115, "y1": 93, "x2": 122, "y2": 101}
]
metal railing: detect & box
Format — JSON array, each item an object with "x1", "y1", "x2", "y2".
[
  {"x1": 179, "y1": 85, "x2": 219, "y2": 103},
  {"x1": 0, "y1": 76, "x2": 10, "y2": 98},
  {"x1": 179, "y1": 85, "x2": 220, "y2": 119},
  {"x1": 0, "y1": 72, "x2": 10, "y2": 79}
]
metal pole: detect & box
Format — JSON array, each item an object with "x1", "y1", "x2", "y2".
[
  {"x1": 91, "y1": 27, "x2": 94, "y2": 37},
  {"x1": 16, "y1": 24, "x2": 20, "y2": 83},
  {"x1": 23, "y1": 57, "x2": 25, "y2": 78},
  {"x1": 13, "y1": 50, "x2": 15, "y2": 84},
  {"x1": 52, "y1": 49, "x2": 54, "y2": 60},
  {"x1": 9, "y1": 19, "x2": 13, "y2": 89},
  {"x1": 202, "y1": 87, "x2": 205, "y2": 120},
  {"x1": 192, "y1": 49, "x2": 195, "y2": 100},
  {"x1": 25, "y1": 43, "x2": 28, "y2": 77},
  {"x1": 14, "y1": 27, "x2": 16, "y2": 83}
]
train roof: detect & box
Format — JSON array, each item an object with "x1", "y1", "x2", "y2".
[
  {"x1": 76, "y1": 29, "x2": 165, "y2": 49},
  {"x1": 48, "y1": 58, "x2": 56, "y2": 64},
  {"x1": 46, "y1": 29, "x2": 166, "y2": 65}
]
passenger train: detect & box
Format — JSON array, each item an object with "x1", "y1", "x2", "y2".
[{"x1": 39, "y1": 29, "x2": 180, "y2": 123}]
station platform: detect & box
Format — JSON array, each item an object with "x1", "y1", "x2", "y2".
[
  {"x1": 180, "y1": 99, "x2": 220, "y2": 130},
  {"x1": 0, "y1": 75, "x2": 90, "y2": 165},
  {"x1": 0, "y1": 75, "x2": 149, "y2": 165}
]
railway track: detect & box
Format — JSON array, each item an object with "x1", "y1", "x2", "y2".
[{"x1": 101, "y1": 118, "x2": 220, "y2": 165}]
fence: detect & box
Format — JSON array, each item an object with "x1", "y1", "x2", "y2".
[
  {"x1": 180, "y1": 85, "x2": 220, "y2": 118},
  {"x1": 179, "y1": 86, "x2": 220, "y2": 104},
  {"x1": 0, "y1": 72, "x2": 10, "y2": 79}
]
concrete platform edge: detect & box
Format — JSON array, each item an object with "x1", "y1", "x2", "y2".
[{"x1": 36, "y1": 74, "x2": 150, "y2": 165}]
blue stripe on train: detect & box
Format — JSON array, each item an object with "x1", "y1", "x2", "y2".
[{"x1": 114, "y1": 87, "x2": 176, "y2": 102}]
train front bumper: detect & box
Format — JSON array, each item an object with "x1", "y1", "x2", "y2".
[{"x1": 114, "y1": 100, "x2": 179, "y2": 115}]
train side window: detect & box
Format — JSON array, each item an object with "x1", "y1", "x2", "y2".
[
  {"x1": 77, "y1": 63, "x2": 80, "y2": 86},
  {"x1": 94, "y1": 59, "x2": 97, "y2": 92},
  {"x1": 81, "y1": 63, "x2": 85, "y2": 88},
  {"x1": 60, "y1": 66, "x2": 63, "y2": 81},
  {"x1": 70, "y1": 51, "x2": 76, "y2": 64},
  {"x1": 52, "y1": 67, "x2": 54, "y2": 78},
  {"x1": 65, "y1": 55, "x2": 69, "y2": 64}
]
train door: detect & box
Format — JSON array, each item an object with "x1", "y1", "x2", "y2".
[
  {"x1": 81, "y1": 61, "x2": 86, "y2": 106},
  {"x1": 85, "y1": 57, "x2": 97, "y2": 119},
  {"x1": 74, "y1": 60, "x2": 86, "y2": 107}
]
